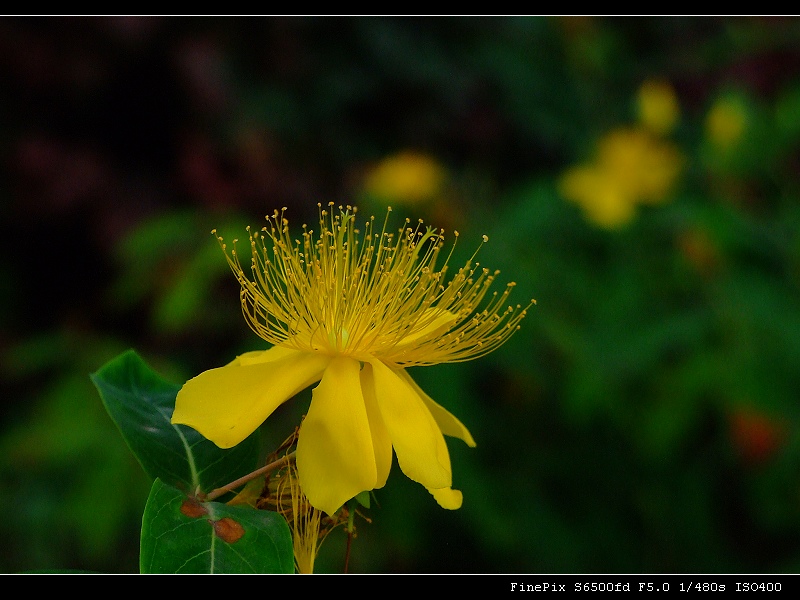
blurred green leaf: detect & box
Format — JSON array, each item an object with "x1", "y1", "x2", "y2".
[
  {"x1": 774, "y1": 83, "x2": 800, "y2": 142},
  {"x1": 109, "y1": 211, "x2": 247, "y2": 335},
  {"x1": 152, "y1": 241, "x2": 234, "y2": 333},
  {"x1": 91, "y1": 350, "x2": 259, "y2": 493},
  {"x1": 0, "y1": 369, "x2": 150, "y2": 570},
  {"x1": 140, "y1": 478, "x2": 293, "y2": 574}
]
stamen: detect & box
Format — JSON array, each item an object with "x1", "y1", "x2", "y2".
[{"x1": 212, "y1": 207, "x2": 535, "y2": 366}]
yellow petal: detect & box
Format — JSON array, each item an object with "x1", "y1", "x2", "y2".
[
  {"x1": 368, "y1": 359, "x2": 451, "y2": 491},
  {"x1": 172, "y1": 349, "x2": 331, "y2": 448},
  {"x1": 430, "y1": 487, "x2": 463, "y2": 510},
  {"x1": 297, "y1": 357, "x2": 378, "y2": 516},
  {"x1": 361, "y1": 363, "x2": 393, "y2": 488},
  {"x1": 394, "y1": 308, "x2": 458, "y2": 347},
  {"x1": 396, "y1": 369, "x2": 476, "y2": 447},
  {"x1": 227, "y1": 345, "x2": 301, "y2": 366}
]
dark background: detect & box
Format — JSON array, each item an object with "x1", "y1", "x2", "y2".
[{"x1": 2, "y1": 16, "x2": 800, "y2": 573}]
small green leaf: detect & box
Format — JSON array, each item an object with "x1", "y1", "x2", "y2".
[
  {"x1": 354, "y1": 490, "x2": 371, "y2": 508},
  {"x1": 91, "y1": 350, "x2": 259, "y2": 493},
  {"x1": 140, "y1": 479, "x2": 294, "y2": 574}
]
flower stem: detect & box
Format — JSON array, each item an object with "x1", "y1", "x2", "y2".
[{"x1": 203, "y1": 451, "x2": 296, "y2": 502}]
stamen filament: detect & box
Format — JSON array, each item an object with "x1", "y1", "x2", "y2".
[{"x1": 213, "y1": 205, "x2": 535, "y2": 367}]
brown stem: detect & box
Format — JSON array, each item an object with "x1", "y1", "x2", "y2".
[
  {"x1": 344, "y1": 529, "x2": 352, "y2": 574},
  {"x1": 202, "y1": 451, "x2": 295, "y2": 502}
]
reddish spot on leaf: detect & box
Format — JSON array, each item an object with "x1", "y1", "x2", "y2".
[
  {"x1": 180, "y1": 498, "x2": 208, "y2": 519},
  {"x1": 211, "y1": 517, "x2": 245, "y2": 543}
]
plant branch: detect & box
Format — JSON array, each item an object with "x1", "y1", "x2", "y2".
[{"x1": 203, "y1": 451, "x2": 295, "y2": 502}]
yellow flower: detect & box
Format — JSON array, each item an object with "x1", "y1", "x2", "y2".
[
  {"x1": 637, "y1": 79, "x2": 680, "y2": 137},
  {"x1": 363, "y1": 151, "x2": 447, "y2": 205},
  {"x1": 705, "y1": 96, "x2": 747, "y2": 150},
  {"x1": 559, "y1": 128, "x2": 683, "y2": 228},
  {"x1": 172, "y1": 204, "x2": 533, "y2": 516}
]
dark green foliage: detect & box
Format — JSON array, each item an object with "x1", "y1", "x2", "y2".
[{"x1": 91, "y1": 350, "x2": 259, "y2": 494}]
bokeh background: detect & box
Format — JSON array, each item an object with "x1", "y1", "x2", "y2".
[{"x1": 3, "y1": 16, "x2": 800, "y2": 574}]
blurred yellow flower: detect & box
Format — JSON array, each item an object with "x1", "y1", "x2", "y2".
[
  {"x1": 559, "y1": 128, "x2": 683, "y2": 228},
  {"x1": 637, "y1": 79, "x2": 680, "y2": 136},
  {"x1": 705, "y1": 96, "x2": 748, "y2": 150},
  {"x1": 364, "y1": 151, "x2": 447, "y2": 204},
  {"x1": 172, "y1": 204, "x2": 533, "y2": 516}
]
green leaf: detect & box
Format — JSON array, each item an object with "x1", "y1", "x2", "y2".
[
  {"x1": 91, "y1": 350, "x2": 259, "y2": 493},
  {"x1": 140, "y1": 479, "x2": 294, "y2": 574},
  {"x1": 354, "y1": 490, "x2": 371, "y2": 509}
]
